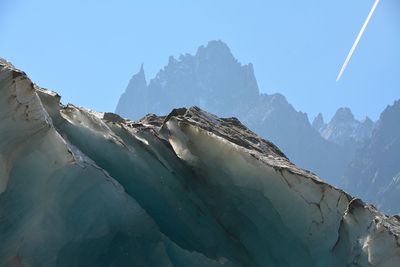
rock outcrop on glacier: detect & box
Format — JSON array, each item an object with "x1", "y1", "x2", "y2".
[
  {"x1": 1, "y1": 59, "x2": 400, "y2": 267},
  {"x1": 115, "y1": 40, "x2": 350, "y2": 186}
]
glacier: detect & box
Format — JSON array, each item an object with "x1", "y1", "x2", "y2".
[{"x1": 0, "y1": 59, "x2": 400, "y2": 266}]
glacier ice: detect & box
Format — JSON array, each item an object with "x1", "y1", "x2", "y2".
[{"x1": 0, "y1": 60, "x2": 400, "y2": 266}]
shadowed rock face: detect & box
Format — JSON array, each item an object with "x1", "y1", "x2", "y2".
[{"x1": 1, "y1": 60, "x2": 400, "y2": 267}]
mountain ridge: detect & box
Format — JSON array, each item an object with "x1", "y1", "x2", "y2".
[
  {"x1": 343, "y1": 99, "x2": 400, "y2": 213},
  {"x1": 313, "y1": 107, "x2": 376, "y2": 147}
]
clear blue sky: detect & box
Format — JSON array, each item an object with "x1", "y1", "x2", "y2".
[{"x1": 1, "y1": 0, "x2": 399, "y2": 121}]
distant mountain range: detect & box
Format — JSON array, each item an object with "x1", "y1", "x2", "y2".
[
  {"x1": 342, "y1": 100, "x2": 400, "y2": 214},
  {"x1": 116, "y1": 40, "x2": 400, "y2": 214},
  {"x1": 312, "y1": 108, "x2": 375, "y2": 148}
]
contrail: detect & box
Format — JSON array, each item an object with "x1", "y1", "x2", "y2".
[{"x1": 336, "y1": 0, "x2": 380, "y2": 81}]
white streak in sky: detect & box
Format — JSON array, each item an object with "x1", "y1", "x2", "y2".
[{"x1": 336, "y1": 0, "x2": 380, "y2": 81}]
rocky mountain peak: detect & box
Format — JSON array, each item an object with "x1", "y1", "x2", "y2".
[
  {"x1": 360, "y1": 116, "x2": 375, "y2": 132},
  {"x1": 196, "y1": 40, "x2": 234, "y2": 62},
  {"x1": 319, "y1": 107, "x2": 376, "y2": 147},
  {"x1": 343, "y1": 99, "x2": 400, "y2": 213},
  {"x1": 363, "y1": 116, "x2": 373, "y2": 124},
  {"x1": 330, "y1": 107, "x2": 356, "y2": 125},
  {"x1": 115, "y1": 65, "x2": 147, "y2": 116},
  {"x1": 116, "y1": 40, "x2": 260, "y2": 120},
  {"x1": 380, "y1": 100, "x2": 400, "y2": 127},
  {"x1": 130, "y1": 64, "x2": 147, "y2": 89},
  {"x1": 312, "y1": 113, "x2": 326, "y2": 133}
]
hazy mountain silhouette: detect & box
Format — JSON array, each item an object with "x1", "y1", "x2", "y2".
[
  {"x1": 116, "y1": 41, "x2": 259, "y2": 119},
  {"x1": 343, "y1": 100, "x2": 400, "y2": 213},
  {"x1": 313, "y1": 107, "x2": 375, "y2": 147}
]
